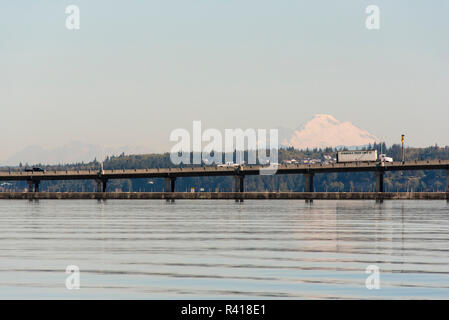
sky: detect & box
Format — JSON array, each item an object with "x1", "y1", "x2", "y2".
[{"x1": 1, "y1": 1, "x2": 448, "y2": 162}]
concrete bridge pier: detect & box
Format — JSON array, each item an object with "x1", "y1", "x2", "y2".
[
  {"x1": 375, "y1": 171, "x2": 385, "y2": 203},
  {"x1": 234, "y1": 176, "x2": 239, "y2": 202},
  {"x1": 165, "y1": 177, "x2": 176, "y2": 202},
  {"x1": 446, "y1": 170, "x2": 449, "y2": 203},
  {"x1": 165, "y1": 177, "x2": 176, "y2": 192},
  {"x1": 304, "y1": 173, "x2": 314, "y2": 203},
  {"x1": 234, "y1": 175, "x2": 245, "y2": 192},
  {"x1": 27, "y1": 180, "x2": 40, "y2": 192},
  {"x1": 375, "y1": 171, "x2": 384, "y2": 193},
  {"x1": 96, "y1": 179, "x2": 108, "y2": 192},
  {"x1": 165, "y1": 178, "x2": 170, "y2": 192},
  {"x1": 234, "y1": 175, "x2": 244, "y2": 202},
  {"x1": 234, "y1": 176, "x2": 238, "y2": 202},
  {"x1": 446, "y1": 170, "x2": 449, "y2": 191}
]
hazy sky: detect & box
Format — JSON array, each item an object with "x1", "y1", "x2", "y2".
[{"x1": 1, "y1": 1, "x2": 448, "y2": 161}]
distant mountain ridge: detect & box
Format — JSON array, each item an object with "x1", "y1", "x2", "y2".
[
  {"x1": 3, "y1": 115, "x2": 379, "y2": 166},
  {"x1": 4, "y1": 141, "x2": 147, "y2": 166},
  {"x1": 278, "y1": 114, "x2": 379, "y2": 149}
]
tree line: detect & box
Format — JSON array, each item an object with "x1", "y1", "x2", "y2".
[{"x1": 1, "y1": 143, "x2": 448, "y2": 192}]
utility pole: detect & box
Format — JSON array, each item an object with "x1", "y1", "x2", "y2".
[{"x1": 401, "y1": 134, "x2": 405, "y2": 164}]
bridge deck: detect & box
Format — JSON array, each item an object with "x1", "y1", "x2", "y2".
[
  {"x1": 1, "y1": 160, "x2": 448, "y2": 181},
  {"x1": 0, "y1": 192, "x2": 448, "y2": 200}
]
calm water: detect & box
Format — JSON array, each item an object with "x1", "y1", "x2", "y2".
[{"x1": 0, "y1": 200, "x2": 448, "y2": 299}]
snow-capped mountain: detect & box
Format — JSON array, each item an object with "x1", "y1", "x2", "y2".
[
  {"x1": 2, "y1": 115, "x2": 380, "y2": 166},
  {"x1": 279, "y1": 114, "x2": 379, "y2": 149}
]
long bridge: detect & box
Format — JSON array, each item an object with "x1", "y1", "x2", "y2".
[
  {"x1": 0, "y1": 191, "x2": 448, "y2": 201},
  {"x1": 1, "y1": 160, "x2": 449, "y2": 195}
]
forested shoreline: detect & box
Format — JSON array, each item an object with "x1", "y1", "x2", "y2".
[{"x1": 1, "y1": 143, "x2": 448, "y2": 192}]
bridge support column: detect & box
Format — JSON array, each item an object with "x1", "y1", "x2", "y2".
[
  {"x1": 27, "y1": 180, "x2": 40, "y2": 192},
  {"x1": 164, "y1": 177, "x2": 176, "y2": 192},
  {"x1": 96, "y1": 179, "x2": 107, "y2": 192},
  {"x1": 446, "y1": 170, "x2": 449, "y2": 192},
  {"x1": 375, "y1": 171, "x2": 385, "y2": 203},
  {"x1": 27, "y1": 181, "x2": 33, "y2": 192},
  {"x1": 234, "y1": 176, "x2": 238, "y2": 202},
  {"x1": 234, "y1": 176, "x2": 244, "y2": 202},
  {"x1": 233, "y1": 176, "x2": 245, "y2": 192},
  {"x1": 165, "y1": 177, "x2": 176, "y2": 202},
  {"x1": 96, "y1": 180, "x2": 102, "y2": 193},
  {"x1": 375, "y1": 171, "x2": 384, "y2": 193},
  {"x1": 239, "y1": 176, "x2": 245, "y2": 193},
  {"x1": 304, "y1": 173, "x2": 314, "y2": 203},
  {"x1": 446, "y1": 170, "x2": 449, "y2": 203},
  {"x1": 165, "y1": 178, "x2": 170, "y2": 192}
]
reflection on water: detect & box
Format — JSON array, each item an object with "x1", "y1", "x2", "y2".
[{"x1": 0, "y1": 200, "x2": 448, "y2": 299}]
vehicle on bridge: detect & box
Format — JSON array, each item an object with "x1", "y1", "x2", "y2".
[
  {"x1": 336, "y1": 150, "x2": 393, "y2": 163},
  {"x1": 24, "y1": 167, "x2": 45, "y2": 173},
  {"x1": 282, "y1": 159, "x2": 299, "y2": 165},
  {"x1": 217, "y1": 162, "x2": 241, "y2": 168},
  {"x1": 337, "y1": 150, "x2": 378, "y2": 163},
  {"x1": 323, "y1": 155, "x2": 337, "y2": 164},
  {"x1": 379, "y1": 154, "x2": 393, "y2": 163}
]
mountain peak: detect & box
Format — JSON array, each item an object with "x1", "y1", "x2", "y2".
[
  {"x1": 282, "y1": 114, "x2": 379, "y2": 149},
  {"x1": 313, "y1": 114, "x2": 338, "y2": 122}
]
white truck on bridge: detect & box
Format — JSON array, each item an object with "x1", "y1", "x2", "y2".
[
  {"x1": 336, "y1": 150, "x2": 393, "y2": 163},
  {"x1": 379, "y1": 154, "x2": 393, "y2": 163}
]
